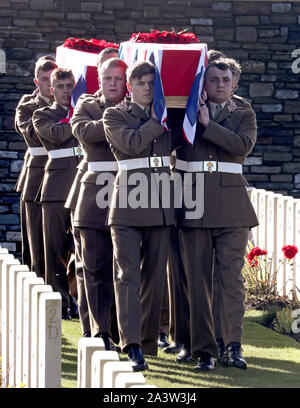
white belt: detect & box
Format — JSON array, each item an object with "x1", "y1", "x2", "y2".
[
  {"x1": 88, "y1": 161, "x2": 118, "y2": 172},
  {"x1": 118, "y1": 156, "x2": 170, "y2": 171},
  {"x1": 175, "y1": 159, "x2": 242, "y2": 174},
  {"x1": 48, "y1": 147, "x2": 85, "y2": 159},
  {"x1": 29, "y1": 146, "x2": 48, "y2": 156}
]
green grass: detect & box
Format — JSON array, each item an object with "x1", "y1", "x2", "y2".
[{"x1": 62, "y1": 310, "x2": 300, "y2": 388}]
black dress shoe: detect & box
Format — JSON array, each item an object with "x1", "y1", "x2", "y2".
[
  {"x1": 61, "y1": 307, "x2": 72, "y2": 320},
  {"x1": 225, "y1": 342, "x2": 247, "y2": 369},
  {"x1": 216, "y1": 338, "x2": 225, "y2": 363},
  {"x1": 195, "y1": 353, "x2": 216, "y2": 371},
  {"x1": 127, "y1": 344, "x2": 148, "y2": 372},
  {"x1": 163, "y1": 343, "x2": 183, "y2": 354},
  {"x1": 176, "y1": 346, "x2": 194, "y2": 363},
  {"x1": 95, "y1": 332, "x2": 121, "y2": 352},
  {"x1": 82, "y1": 331, "x2": 91, "y2": 338},
  {"x1": 158, "y1": 333, "x2": 170, "y2": 348}
]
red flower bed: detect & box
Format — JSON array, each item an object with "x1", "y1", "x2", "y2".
[
  {"x1": 62, "y1": 38, "x2": 119, "y2": 54},
  {"x1": 129, "y1": 29, "x2": 199, "y2": 44}
]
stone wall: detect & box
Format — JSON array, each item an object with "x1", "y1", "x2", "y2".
[{"x1": 0, "y1": 0, "x2": 300, "y2": 256}]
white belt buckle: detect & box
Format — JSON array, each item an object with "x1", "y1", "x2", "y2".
[
  {"x1": 150, "y1": 156, "x2": 162, "y2": 168},
  {"x1": 204, "y1": 161, "x2": 217, "y2": 174},
  {"x1": 73, "y1": 146, "x2": 84, "y2": 156}
]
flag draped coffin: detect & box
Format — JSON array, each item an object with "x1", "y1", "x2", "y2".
[
  {"x1": 118, "y1": 41, "x2": 208, "y2": 144},
  {"x1": 55, "y1": 46, "x2": 99, "y2": 106}
]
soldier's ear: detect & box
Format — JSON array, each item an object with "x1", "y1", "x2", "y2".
[
  {"x1": 126, "y1": 81, "x2": 131, "y2": 94},
  {"x1": 50, "y1": 87, "x2": 54, "y2": 96},
  {"x1": 34, "y1": 78, "x2": 38, "y2": 86}
]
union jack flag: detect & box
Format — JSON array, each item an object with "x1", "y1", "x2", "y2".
[
  {"x1": 183, "y1": 45, "x2": 207, "y2": 144},
  {"x1": 147, "y1": 50, "x2": 168, "y2": 130}
]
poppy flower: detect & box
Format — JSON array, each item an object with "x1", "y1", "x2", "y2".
[{"x1": 282, "y1": 245, "x2": 298, "y2": 259}]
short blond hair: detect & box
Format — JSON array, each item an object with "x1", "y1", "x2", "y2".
[{"x1": 98, "y1": 58, "x2": 128, "y2": 77}]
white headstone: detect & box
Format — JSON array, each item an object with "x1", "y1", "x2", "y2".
[
  {"x1": 284, "y1": 197, "x2": 295, "y2": 298},
  {"x1": 8, "y1": 264, "x2": 30, "y2": 387},
  {"x1": 247, "y1": 187, "x2": 259, "y2": 246},
  {"x1": 0, "y1": 253, "x2": 14, "y2": 370},
  {"x1": 293, "y1": 200, "x2": 300, "y2": 299},
  {"x1": 22, "y1": 276, "x2": 44, "y2": 387},
  {"x1": 38, "y1": 292, "x2": 62, "y2": 388},
  {"x1": 114, "y1": 372, "x2": 146, "y2": 388},
  {"x1": 77, "y1": 337, "x2": 105, "y2": 388},
  {"x1": 15, "y1": 272, "x2": 37, "y2": 387},
  {"x1": 274, "y1": 194, "x2": 285, "y2": 295},
  {"x1": 30, "y1": 284, "x2": 53, "y2": 388},
  {"x1": 90, "y1": 350, "x2": 120, "y2": 388},
  {"x1": 1, "y1": 257, "x2": 20, "y2": 387},
  {"x1": 102, "y1": 361, "x2": 134, "y2": 388},
  {"x1": 265, "y1": 191, "x2": 275, "y2": 255},
  {"x1": 257, "y1": 189, "x2": 267, "y2": 250}
]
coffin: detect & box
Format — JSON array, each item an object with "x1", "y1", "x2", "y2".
[{"x1": 55, "y1": 45, "x2": 99, "y2": 95}]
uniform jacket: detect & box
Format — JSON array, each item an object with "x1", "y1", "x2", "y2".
[
  {"x1": 177, "y1": 98, "x2": 259, "y2": 228},
  {"x1": 15, "y1": 93, "x2": 50, "y2": 201},
  {"x1": 32, "y1": 102, "x2": 81, "y2": 202},
  {"x1": 71, "y1": 93, "x2": 116, "y2": 230},
  {"x1": 103, "y1": 101, "x2": 179, "y2": 227}
]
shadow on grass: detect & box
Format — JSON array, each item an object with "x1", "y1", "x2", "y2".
[
  {"x1": 62, "y1": 335, "x2": 77, "y2": 382},
  {"x1": 61, "y1": 315, "x2": 300, "y2": 388},
  {"x1": 142, "y1": 354, "x2": 300, "y2": 388}
]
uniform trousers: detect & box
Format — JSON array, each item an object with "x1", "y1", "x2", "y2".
[
  {"x1": 79, "y1": 227, "x2": 116, "y2": 339},
  {"x1": 42, "y1": 202, "x2": 72, "y2": 309},
  {"x1": 179, "y1": 226, "x2": 249, "y2": 358},
  {"x1": 70, "y1": 212, "x2": 90, "y2": 335},
  {"x1": 212, "y1": 229, "x2": 252, "y2": 342},
  {"x1": 25, "y1": 201, "x2": 45, "y2": 278},
  {"x1": 168, "y1": 225, "x2": 190, "y2": 346},
  {"x1": 159, "y1": 273, "x2": 170, "y2": 336},
  {"x1": 20, "y1": 198, "x2": 31, "y2": 268},
  {"x1": 110, "y1": 225, "x2": 171, "y2": 356}
]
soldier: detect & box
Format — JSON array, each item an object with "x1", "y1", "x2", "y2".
[
  {"x1": 15, "y1": 58, "x2": 58, "y2": 278},
  {"x1": 103, "y1": 61, "x2": 180, "y2": 371},
  {"x1": 14, "y1": 55, "x2": 56, "y2": 269},
  {"x1": 71, "y1": 57, "x2": 127, "y2": 348},
  {"x1": 209, "y1": 56, "x2": 253, "y2": 364},
  {"x1": 176, "y1": 58, "x2": 258, "y2": 371},
  {"x1": 33, "y1": 68, "x2": 81, "y2": 319},
  {"x1": 64, "y1": 48, "x2": 119, "y2": 338}
]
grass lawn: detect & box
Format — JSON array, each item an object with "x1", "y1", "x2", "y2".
[{"x1": 61, "y1": 309, "x2": 300, "y2": 389}]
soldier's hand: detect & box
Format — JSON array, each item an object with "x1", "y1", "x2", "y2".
[
  {"x1": 197, "y1": 94, "x2": 209, "y2": 127},
  {"x1": 151, "y1": 104, "x2": 158, "y2": 121},
  {"x1": 116, "y1": 99, "x2": 129, "y2": 111}
]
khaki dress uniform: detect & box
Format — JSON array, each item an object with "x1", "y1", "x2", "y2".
[
  {"x1": 103, "y1": 102, "x2": 179, "y2": 355},
  {"x1": 32, "y1": 102, "x2": 82, "y2": 310},
  {"x1": 176, "y1": 99, "x2": 258, "y2": 358},
  {"x1": 15, "y1": 91, "x2": 38, "y2": 267},
  {"x1": 212, "y1": 95, "x2": 253, "y2": 343},
  {"x1": 71, "y1": 93, "x2": 119, "y2": 341},
  {"x1": 65, "y1": 157, "x2": 90, "y2": 334}
]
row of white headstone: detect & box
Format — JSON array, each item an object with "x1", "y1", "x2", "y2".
[
  {"x1": 77, "y1": 338, "x2": 156, "y2": 388},
  {"x1": 247, "y1": 187, "x2": 300, "y2": 298},
  {"x1": 0, "y1": 246, "x2": 61, "y2": 388},
  {"x1": 0, "y1": 245, "x2": 155, "y2": 389}
]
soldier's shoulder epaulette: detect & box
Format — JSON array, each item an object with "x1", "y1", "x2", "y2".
[{"x1": 232, "y1": 94, "x2": 252, "y2": 109}]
